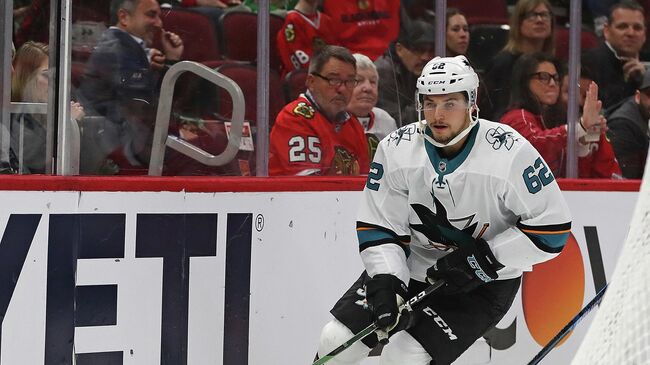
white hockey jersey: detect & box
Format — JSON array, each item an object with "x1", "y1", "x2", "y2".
[{"x1": 357, "y1": 119, "x2": 572, "y2": 285}]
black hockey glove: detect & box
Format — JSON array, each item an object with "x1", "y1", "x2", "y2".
[
  {"x1": 426, "y1": 237, "x2": 504, "y2": 295},
  {"x1": 365, "y1": 274, "x2": 409, "y2": 332}
]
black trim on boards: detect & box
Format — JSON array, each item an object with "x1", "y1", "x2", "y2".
[{"x1": 224, "y1": 213, "x2": 253, "y2": 365}]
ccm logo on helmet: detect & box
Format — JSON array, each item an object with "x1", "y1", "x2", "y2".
[{"x1": 428, "y1": 80, "x2": 446, "y2": 85}]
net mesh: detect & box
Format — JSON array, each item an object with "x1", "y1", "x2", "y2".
[{"x1": 571, "y1": 156, "x2": 650, "y2": 365}]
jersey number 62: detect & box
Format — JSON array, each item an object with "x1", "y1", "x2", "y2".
[{"x1": 522, "y1": 157, "x2": 555, "y2": 194}]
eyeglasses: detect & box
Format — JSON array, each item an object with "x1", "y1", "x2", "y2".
[
  {"x1": 524, "y1": 11, "x2": 552, "y2": 21},
  {"x1": 312, "y1": 73, "x2": 359, "y2": 88},
  {"x1": 530, "y1": 71, "x2": 560, "y2": 85}
]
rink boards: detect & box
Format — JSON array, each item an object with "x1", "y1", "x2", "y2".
[{"x1": 0, "y1": 178, "x2": 640, "y2": 365}]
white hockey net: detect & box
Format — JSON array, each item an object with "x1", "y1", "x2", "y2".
[{"x1": 571, "y1": 156, "x2": 650, "y2": 365}]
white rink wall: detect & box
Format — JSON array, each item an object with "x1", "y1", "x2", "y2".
[{"x1": 0, "y1": 189, "x2": 638, "y2": 365}]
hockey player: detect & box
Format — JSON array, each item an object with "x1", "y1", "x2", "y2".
[{"x1": 316, "y1": 55, "x2": 572, "y2": 364}]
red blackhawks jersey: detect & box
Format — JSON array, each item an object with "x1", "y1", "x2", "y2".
[
  {"x1": 270, "y1": 94, "x2": 370, "y2": 176},
  {"x1": 322, "y1": 0, "x2": 401, "y2": 60},
  {"x1": 277, "y1": 10, "x2": 340, "y2": 77}
]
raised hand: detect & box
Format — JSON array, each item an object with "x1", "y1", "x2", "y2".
[
  {"x1": 161, "y1": 30, "x2": 184, "y2": 61},
  {"x1": 622, "y1": 58, "x2": 645, "y2": 83},
  {"x1": 581, "y1": 81, "x2": 602, "y2": 131}
]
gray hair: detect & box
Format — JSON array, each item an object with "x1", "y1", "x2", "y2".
[
  {"x1": 308, "y1": 45, "x2": 356, "y2": 74},
  {"x1": 352, "y1": 53, "x2": 377, "y2": 76},
  {"x1": 110, "y1": 0, "x2": 140, "y2": 25}
]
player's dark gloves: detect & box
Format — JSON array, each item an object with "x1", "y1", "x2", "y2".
[
  {"x1": 365, "y1": 274, "x2": 409, "y2": 333},
  {"x1": 427, "y1": 237, "x2": 503, "y2": 295}
]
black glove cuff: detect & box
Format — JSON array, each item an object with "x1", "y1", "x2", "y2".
[
  {"x1": 365, "y1": 274, "x2": 408, "y2": 298},
  {"x1": 475, "y1": 238, "x2": 504, "y2": 271}
]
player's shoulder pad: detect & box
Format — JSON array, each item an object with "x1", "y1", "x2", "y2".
[
  {"x1": 381, "y1": 122, "x2": 422, "y2": 149},
  {"x1": 478, "y1": 119, "x2": 529, "y2": 153}
]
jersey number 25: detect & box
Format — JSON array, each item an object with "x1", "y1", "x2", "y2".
[{"x1": 289, "y1": 136, "x2": 321, "y2": 163}]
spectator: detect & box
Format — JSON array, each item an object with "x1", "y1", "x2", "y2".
[
  {"x1": 559, "y1": 67, "x2": 622, "y2": 178},
  {"x1": 500, "y1": 52, "x2": 617, "y2": 178},
  {"x1": 347, "y1": 53, "x2": 397, "y2": 159},
  {"x1": 322, "y1": 0, "x2": 401, "y2": 61},
  {"x1": 11, "y1": 42, "x2": 85, "y2": 174},
  {"x1": 276, "y1": 0, "x2": 340, "y2": 78},
  {"x1": 606, "y1": 71, "x2": 650, "y2": 178},
  {"x1": 375, "y1": 20, "x2": 435, "y2": 127},
  {"x1": 79, "y1": 0, "x2": 184, "y2": 172},
  {"x1": 482, "y1": 0, "x2": 556, "y2": 121},
  {"x1": 583, "y1": 0, "x2": 647, "y2": 113},
  {"x1": 1, "y1": 42, "x2": 19, "y2": 174},
  {"x1": 446, "y1": 8, "x2": 470, "y2": 57},
  {"x1": 269, "y1": 45, "x2": 370, "y2": 176}
]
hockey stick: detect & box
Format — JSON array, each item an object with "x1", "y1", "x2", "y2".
[
  {"x1": 312, "y1": 280, "x2": 445, "y2": 365},
  {"x1": 526, "y1": 284, "x2": 608, "y2": 365}
]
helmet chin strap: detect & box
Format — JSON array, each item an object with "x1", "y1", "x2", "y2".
[{"x1": 420, "y1": 106, "x2": 480, "y2": 148}]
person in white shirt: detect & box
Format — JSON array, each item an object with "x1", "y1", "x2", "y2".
[
  {"x1": 315, "y1": 56, "x2": 571, "y2": 365},
  {"x1": 347, "y1": 53, "x2": 397, "y2": 159}
]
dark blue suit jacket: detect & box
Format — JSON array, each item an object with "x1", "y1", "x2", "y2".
[{"x1": 79, "y1": 28, "x2": 159, "y2": 125}]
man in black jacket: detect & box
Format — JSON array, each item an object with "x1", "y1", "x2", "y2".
[
  {"x1": 79, "y1": 0, "x2": 184, "y2": 169},
  {"x1": 607, "y1": 71, "x2": 650, "y2": 179},
  {"x1": 583, "y1": 0, "x2": 646, "y2": 113},
  {"x1": 375, "y1": 20, "x2": 435, "y2": 127}
]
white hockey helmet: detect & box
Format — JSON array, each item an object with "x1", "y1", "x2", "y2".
[{"x1": 416, "y1": 55, "x2": 480, "y2": 147}]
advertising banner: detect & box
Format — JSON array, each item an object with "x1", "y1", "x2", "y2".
[{"x1": 0, "y1": 187, "x2": 639, "y2": 364}]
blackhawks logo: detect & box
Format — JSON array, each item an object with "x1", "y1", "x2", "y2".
[
  {"x1": 293, "y1": 102, "x2": 315, "y2": 119},
  {"x1": 330, "y1": 146, "x2": 360, "y2": 175},
  {"x1": 358, "y1": 0, "x2": 370, "y2": 10},
  {"x1": 285, "y1": 23, "x2": 296, "y2": 42}
]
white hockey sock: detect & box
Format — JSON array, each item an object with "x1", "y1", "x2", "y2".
[
  {"x1": 380, "y1": 331, "x2": 433, "y2": 365},
  {"x1": 317, "y1": 319, "x2": 371, "y2": 365}
]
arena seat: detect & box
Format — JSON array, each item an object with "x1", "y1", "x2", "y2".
[
  {"x1": 215, "y1": 62, "x2": 285, "y2": 126},
  {"x1": 219, "y1": 11, "x2": 284, "y2": 71},
  {"x1": 555, "y1": 27, "x2": 599, "y2": 62},
  {"x1": 159, "y1": 8, "x2": 220, "y2": 62},
  {"x1": 283, "y1": 68, "x2": 308, "y2": 104},
  {"x1": 447, "y1": 0, "x2": 509, "y2": 25}
]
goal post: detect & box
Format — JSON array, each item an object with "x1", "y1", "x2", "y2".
[{"x1": 571, "y1": 156, "x2": 650, "y2": 365}]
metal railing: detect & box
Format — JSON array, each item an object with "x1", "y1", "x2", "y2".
[{"x1": 148, "y1": 61, "x2": 245, "y2": 176}]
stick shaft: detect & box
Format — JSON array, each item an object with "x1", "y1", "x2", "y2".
[{"x1": 527, "y1": 285, "x2": 608, "y2": 365}]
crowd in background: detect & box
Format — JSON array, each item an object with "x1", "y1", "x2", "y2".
[{"x1": 6, "y1": 0, "x2": 650, "y2": 178}]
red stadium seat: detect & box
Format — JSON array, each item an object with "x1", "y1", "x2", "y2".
[
  {"x1": 219, "y1": 11, "x2": 284, "y2": 71},
  {"x1": 215, "y1": 63, "x2": 285, "y2": 126},
  {"x1": 158, "y1": 8, "x2": 220, "y2": 62},
  {"x1": 283, "y1": 68, "x2": 308, "y2": 104},
  {"x1": 555, "y1": 27, "x2": 599, "y2": 62},
  {"x1": 164, "y1": 117, "x2": 253, "y2": 176},
  {"x1": 447, "y1": 0, "x2": 509, "y2": 25}
]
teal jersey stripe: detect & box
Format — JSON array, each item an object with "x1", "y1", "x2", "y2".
[
  {"x1": 524, "y1": 231, "x2": 569, "y2": 253},
  {"x1": 357, "y1": 228, "x2": 394, "y2": 246}
]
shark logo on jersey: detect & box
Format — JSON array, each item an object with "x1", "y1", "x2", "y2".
[
  {"x1": 387, "y1": 124, "x2": 418, "y2": 146},
  {"x1": 486, "y1": 127, "x2": 517, "y2": 150},
  {"x1": 410, "y1": 194, "x2": 479, "y2": 251}
]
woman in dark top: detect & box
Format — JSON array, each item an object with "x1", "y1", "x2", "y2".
[{"x1": 482, "y1": 0, "x2": 556, "y2": 121}]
